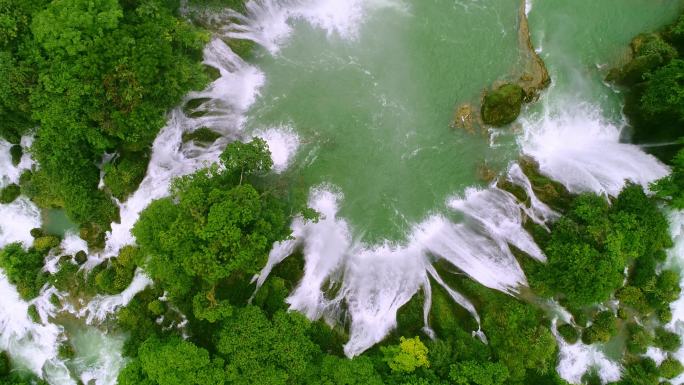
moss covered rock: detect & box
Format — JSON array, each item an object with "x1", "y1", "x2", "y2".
[
  {"x1": 557, "y1": 324, "x2": 579, "y2": 344},
  {"x1": 104, "y1": 150, "x2": 150, "y2": 201},
  {"x1": 660, "y1": 357, "x2": 684, "y2": 379},
  {"x1": 518, "y1": 157, "x2": 574, "y2": 211},
  {"x1": 0, "y1": 184, "x2": 21, "y2": 204},
  {"x1": 75, "y1": 250, "x2": 88, "y2": 265},
  {"x1": 182, "y1": 97, "x2": 212, "y2": 118},
  {"x1": 33, "y1": 235, "x2": 60, "y2": 254},
  {"x1": 228, "y1": 38, "x2": 255, "y2": 59},
  {"x1": 481, "y1": 84, "x2": 525, "y2": 127},
  {"x1": 27, "y1": 304, "x2": 40, "y2": 323},
  {"x1": 80, "y1": 222, "x2": 106, "y2": 250},
  {"x1": 182, "y1": 127, "x2": 222, "y2": 145},
  {"x1": 9, "y1": 144, "x2": 22, "y2": 166},
  {"x1": 58, "y1": 343, "x2": 76, "y2": 360},
  {"x1": 0, "y1": 351, "x2": 9, "y2": 376},
  {"x1": 30, "y1": 228, "x2": 44, "y2": 238}
]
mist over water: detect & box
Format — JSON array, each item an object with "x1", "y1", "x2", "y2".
[{"x1": 0, "y1": 0, "x2": 683, "y2": 384}]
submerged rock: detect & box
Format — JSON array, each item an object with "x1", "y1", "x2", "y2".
[
  {"x1": 516, "y1": 0, "x2": 550, "y2": 100},
  {"x1": 474, "y1": 0, "x2": 550, "y2": 129},
  {"x1": 481, "y1": 83, "x2": 525, "y2": 127},
  {"x1": 452, "y1": 103, "x2": 476, "y2": 133},
  {"x1": 477, "y1": 162, "x2": 497, "y2": 182},
  {"x1": 182, "y1": 127, "x2": 222, "y2": 145}
]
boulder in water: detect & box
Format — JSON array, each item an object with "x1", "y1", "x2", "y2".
[
  {"x1": 182, "y1": 127, "x2": 222, "y2": 145},
  {"x1": 9, "y1": 144, "x2": 22, "y2": 166},
  {"x1": 0, "y1": 184, "x2": 20, "y2": 204},
  {"x1": 0, "y1": 351, "x2": 8, "y2": 376},
  {"x1": 452, "y1": 103, "x2": 476, "y2": 133},
  {"x1": 80, "y1": 222, "x2": 106, "y2": 250},
  {"x1": 481, "y1": 84, "x2": 525, "y2": 127},
  {"x1": 75, "y1": 250, "x2": 88, "y2": 265},
  {"x1": 34, "y1": 235, "x2": 60, "y2": 253}
]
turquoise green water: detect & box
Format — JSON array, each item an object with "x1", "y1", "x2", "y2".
[
  {"x1": 529, "y1": 0, "x2": 683, "y2": 116},
  {"x1": 246, "y1": 0, "x2": 682, "y2": 243},
  {"x1": 247, "y1": 0, "x2": 524, "y2": 242},
  {"x1": 43, "y1": 209, "x2": 78, "y2": 237}
]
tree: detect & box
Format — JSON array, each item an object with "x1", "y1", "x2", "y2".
[
  {"x1": 448, "y1": 361, "x2": 509, "y2": 385},
  {"x1": 640, "y1": 60, "x2": 684, "y2": 119},
  {"x1": 381, "y1": 336, "x2": 430, "y2": 374},
  {"x1": 581, "y1": 311, "x2": 617, "y2": 344},
  {"x1": 309, "y1": 356, "x2": 383, "y2": 385},
  {"x1": 216, "y1": 306, "x2": 319, "y2": 385},
  {"x1": 118, "y1": 337, "x2": 225, "y2": 385},
  {"x1": 0, "y1": 243, "x2": 48, "y2": 300},
  {"x1": 133, "y1": 140, "x2": 291, "y2": 304},
  {"x1": 652, "y1": 148, "x2": 684, "y2": 209},
  {"x1": 481, "y1": 298, "x2": 557, "y2": 382},
  {"x1": 0, "y1": 0, "x2": 211, "y2": 228},
  {"x1": 528, "y1": 186, "x2": 670, "y2": 307}
]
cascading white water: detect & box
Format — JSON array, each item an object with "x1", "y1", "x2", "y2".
[
  {"x1": 255, "y1": 165, "x2": 560, "y2": 356},
  {"x1": 0, "y1": 136, "x2": 72, "y2": 383},
  {"x1": 519, "y1": 98, "x2": 670, "y2": 196},
  {"x1": 552, "y1": 320, "x2": 623, "y2": 384},
  {"x1": 78, "y1": 269, "x2": 153, "y2": 324},
  {"x1": 665, "y1": 210, "x2": 684, "y2": 384},
  {"x1": 104, "y1": 38, "x2": 265, "y2": 259}
]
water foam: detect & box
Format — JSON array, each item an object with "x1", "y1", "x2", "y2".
[
  {"x1": 252, "y1": 125, "x2": 300, "y2": 172},
  {"x1": 105, "y1": 38, "x2": 265, "y2": 257},
  {"x1": 204, "y1": 0, "x2": 408, "y2": 54},
  {"x1": 520, "y1": 100, "x2": 670, "y2": 196},
  {"x1": 257, "y1": 178, "x2": 549, "y2": 356},
  {"x1": 78, "y1": 269, "x2": 153, "y2": 324},
  {"x1": 553, "y1": 320, "x2": 622, "y2": 384},
  {"x1": 665, "y1": 210, "x2": 684, "y2": 385}
]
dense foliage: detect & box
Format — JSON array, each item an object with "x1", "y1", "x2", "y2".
[
  {"x1": 526, "y1": 185, "x2": 671, "y2": 307},
  {"x1": 133, "y1": 139, "x2": 292, "y2": 305},
  {"x1": 608, "y1": 15, "x2": 684, "y2": 161},
  {"x1": 0, "y1": 0, "x2": 211, "y2": 236}
]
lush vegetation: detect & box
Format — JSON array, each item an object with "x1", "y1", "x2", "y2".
[
  {"x1": 0, "y1": 0, "x2": 213, "y2": 246},
  {"x1": 0, "y1": 351, "x2": 47, "y2": 385},
  {"x1": 608, "y1": 14, "x2": 684, "y2": 162}
]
